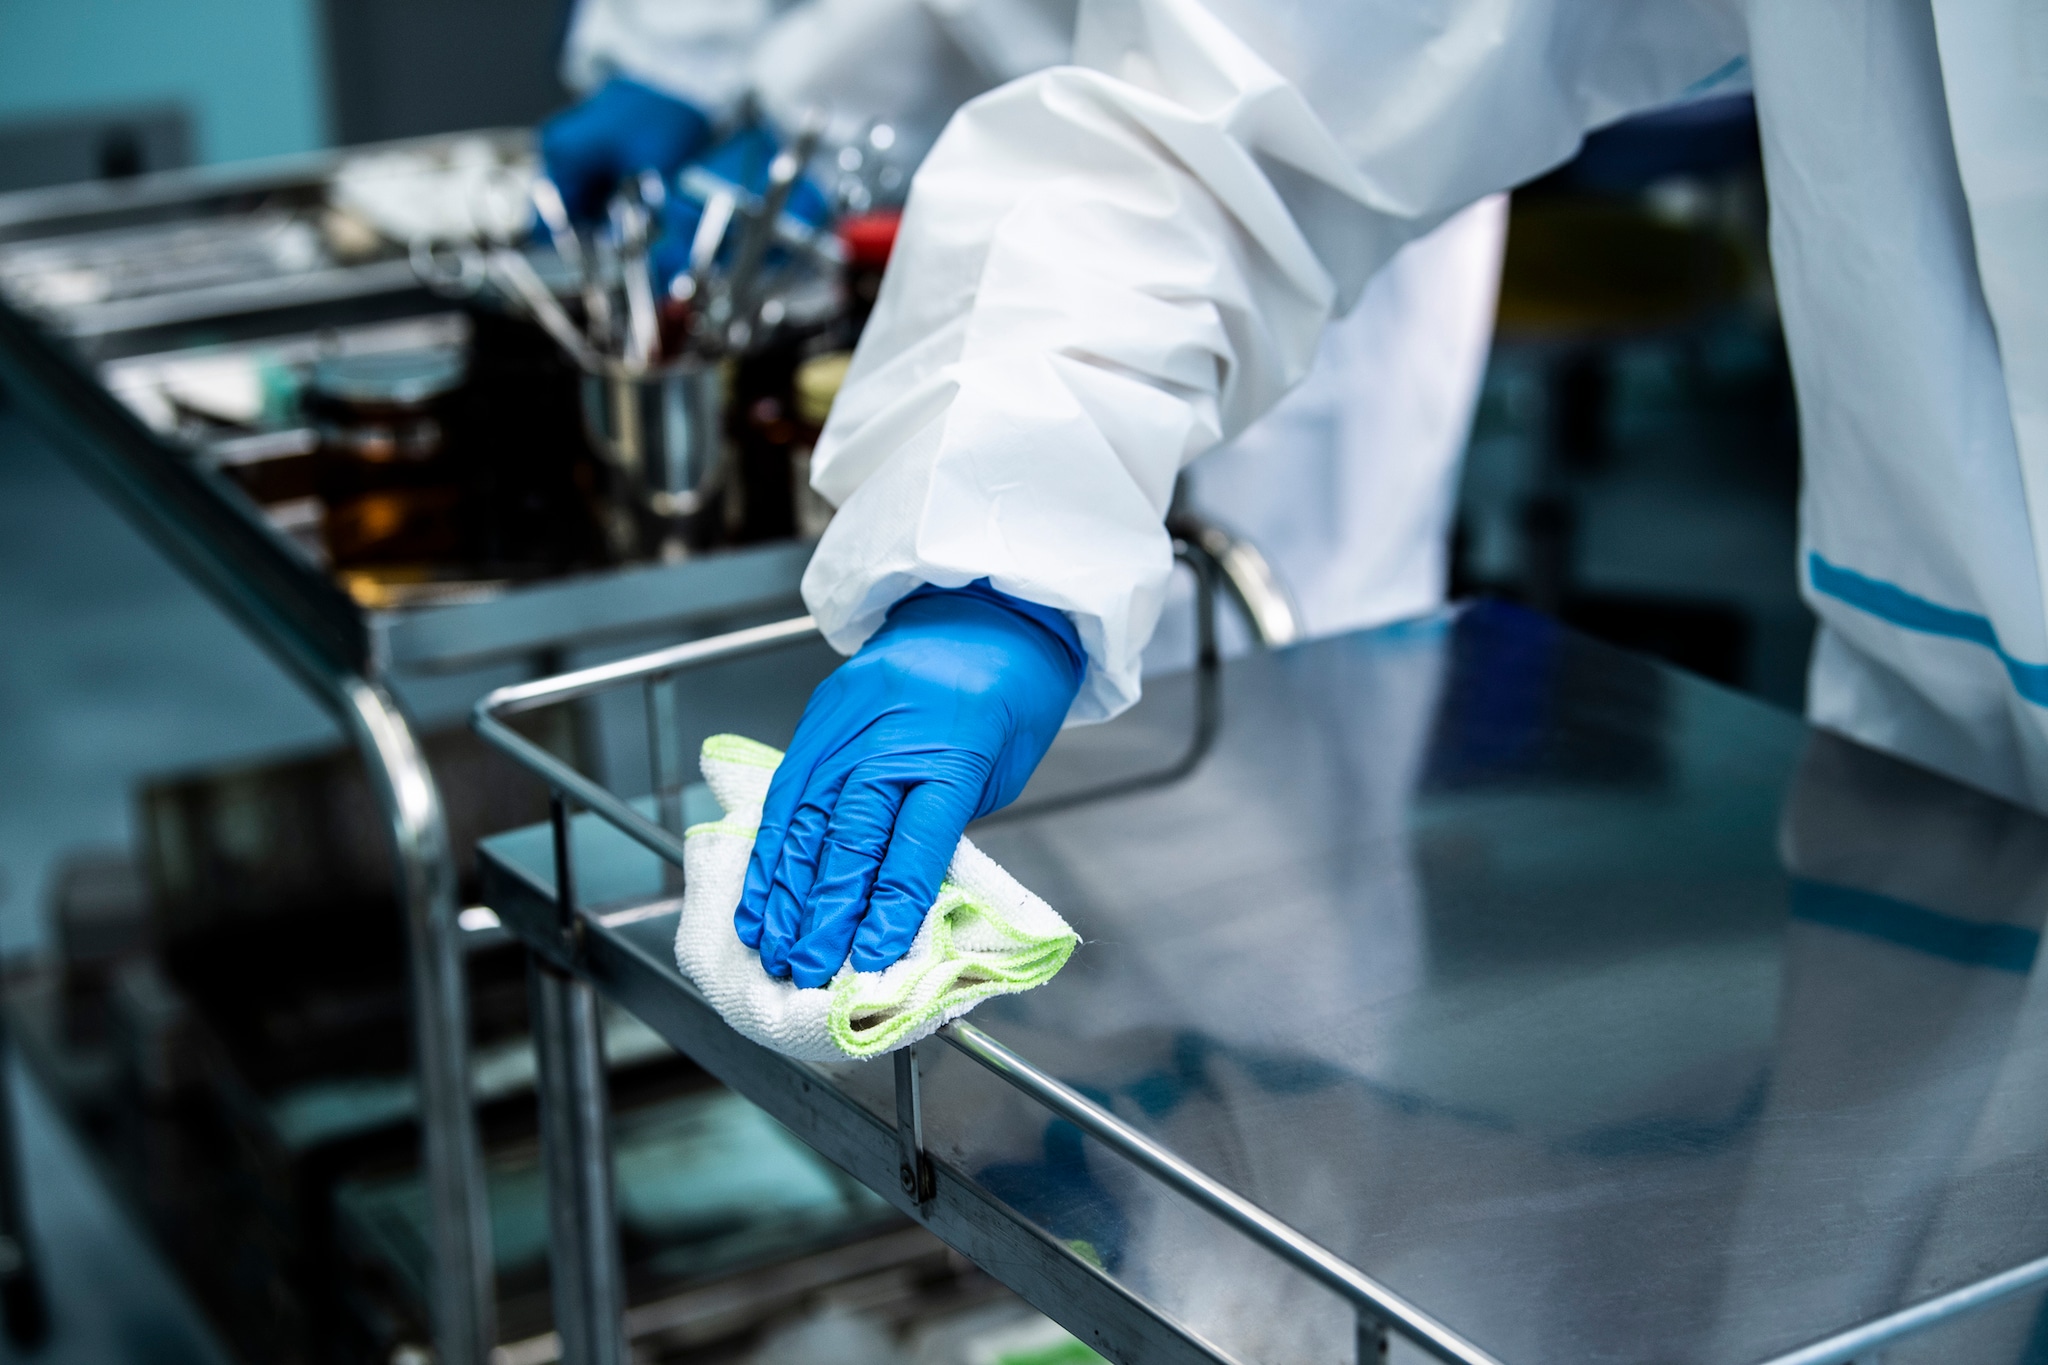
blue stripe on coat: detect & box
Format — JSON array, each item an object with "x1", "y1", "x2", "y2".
[
  {"x1": 1792, "y1": 878, "x2": 2039, "y2": 974},
  {"x1": 1807, "y1": 552, "x2": 2048, "y2": 706}
]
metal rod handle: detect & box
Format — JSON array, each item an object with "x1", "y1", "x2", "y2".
[
  {"x1": 483, "y1": 615, "x2": 819, "y2": 717},
  {"x1": 1751, "y1": 1249, "x2": 2048, "y2": 1365}
]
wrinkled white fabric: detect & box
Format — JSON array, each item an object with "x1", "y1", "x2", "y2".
[
  {"x1": 1143, "y1": 194, "x2": 1506, "y2": 673},
  {"x1": 806, "y1": 0, "x2": 1742, "y2": 721},
  {"x1": 565, "y1": 0, "x2": 1508, "y2": 721},
  {"x1": 809, "y1": 0, "x2": 2048, "y2": 810},
  {"x1": 1180, "y1": 192, "x2": 1506, "y2": 641}
]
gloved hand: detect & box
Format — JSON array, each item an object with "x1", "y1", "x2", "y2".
[
  {"x1": 739, "y1": 581, "x2": 1085, "y2": 988},
  {"x1": 650, "y1": 124, "x2": 833, "y2": 290},
  {"x1": 540, "y1": 78, "x2": 711, "y2": 223}
]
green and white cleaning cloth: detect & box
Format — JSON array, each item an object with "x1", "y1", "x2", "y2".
[{"x1": 675, "y1": 735, "x2": 1078, "y2": 1062}]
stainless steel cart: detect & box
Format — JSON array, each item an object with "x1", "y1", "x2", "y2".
[
  {"x1": 475, "y1": 600, "x2": 2048, "y2": 1365},
  {"x1": 0, "y1": 140, "x2": 814, "y2": 1365}
]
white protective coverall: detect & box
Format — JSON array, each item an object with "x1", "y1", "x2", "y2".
[
  {"x1": 562, "y1": 0, "x2": 1507, "y2": 658},
  {"x1": 802, "y1": 0, "x2": 2048, "y2": 813}
]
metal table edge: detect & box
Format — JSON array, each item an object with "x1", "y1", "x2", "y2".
[
  {"x1": 0, "y1": 127, "x2": 535, "y2": 234},
  {"x1": 475, "y1": 844, "x2": 1240, "y2": 1365},
  {"x1": 373, "y1": 540, "x2": 816, "y2": 674}
]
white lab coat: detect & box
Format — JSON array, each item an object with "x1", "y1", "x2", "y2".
[
  {"x1": 808, "y1": 0, "x2": 2048, "y2": 812},
  {"x1": 1178, "y1": 194, "x2": 1504, "y2": 644},
  {"x1": 562, "y1": 0, "x2": 1506, "y2": 676}
]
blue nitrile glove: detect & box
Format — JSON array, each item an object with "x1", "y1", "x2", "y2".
[
  {"x1": 651, "y1": 125, "x2": 832, "y2": 289},
  {"x1": 738, "y1": 581, "x2": 1085, "y2": 988},
  {"x1": 540, "y1": 78, "x2": 711, "y2": 223}
]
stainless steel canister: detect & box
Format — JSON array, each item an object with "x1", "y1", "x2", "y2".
[{"x1": 580, "y1": 357, "x2": 727, "y2": 558}]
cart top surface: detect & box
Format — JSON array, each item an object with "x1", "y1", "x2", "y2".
[{"x1": 484, "y1": 602, "x2": 2048, "y2": 1365}]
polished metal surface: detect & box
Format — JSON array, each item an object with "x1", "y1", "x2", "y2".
[
  {"x1": 1756, "y1": 1250, "x2": 2048, "y2": 1365},
  {"x1": 0, "y1": 297, "x2": 367, "y2": 682},
  {"x1": 479, "y1": 601, "x2": 2048, "y2": 1364},
  {"x1": 946, "y1": 604, "x2": 2048, "y2": 1364},
  {"x1": 0, "y1": 130, "x2": 526, "y2": 238},
  {"x1": 475, "y1": 616, "x2": 821, "y2": 890},
  {"x1": 580, "y1": 361, "x2": 726, "y2": 520},
  {"x1": 942, "y1": 1020, "x2": 1504, "y2": 1365}
]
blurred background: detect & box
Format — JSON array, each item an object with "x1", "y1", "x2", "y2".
[{"x1": 0, "y1": 5, "x2": 1806, "y2": 1363}]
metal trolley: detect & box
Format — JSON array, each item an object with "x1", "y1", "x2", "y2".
[
  {"x1": 472, "y1": 596, "x2": 2048, "y2": 1365},
  {"x1": 468, "y1": 567, "x2": 1514, "y2": 1365},
  {"x1": 0, "y1": 142, "x2": 812, "y2": 1365}
]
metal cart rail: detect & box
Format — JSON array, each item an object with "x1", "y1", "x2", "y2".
[{"x1": 475, "y1": 602, "x2": 2048, "y2": 1365}]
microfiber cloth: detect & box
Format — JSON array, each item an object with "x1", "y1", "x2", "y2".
[{"x1": 675, "y1": 734, "x2": 1079, "y2": 1062}]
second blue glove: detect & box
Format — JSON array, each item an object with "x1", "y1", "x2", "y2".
[
  {"x1": 540, "y1": 78, "x2": 711, "y2": 223},
  {"x1": 738, "y1": 582, "x2": 1085, "y2": 988}
]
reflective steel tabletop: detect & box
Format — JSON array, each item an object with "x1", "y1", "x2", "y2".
[{"x1": 485, "y1": 601, "x2": 2048, "y2": 1365}]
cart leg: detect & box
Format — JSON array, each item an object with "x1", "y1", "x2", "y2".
[
  {"x1": 644, "y1": 674, "x2": 685, "y2": 894},
  {"x1": 0, "y1": 987, "x2": 47, "y2": 1349},
  {"x1": 529, "y1": 958, "x2": 627, "y2": 1365},
  {"x1": 345, "y1": 682, "x2": 496, "y2": 1364},
  {"x1": 534, "y1": 793, "x2": 627, "y2": 1365},
  {"x1": 1355, "y1": 1305, "x2": 1389, "y2": 1365},
  {"x1": 895, "y1": 1044, "x2": 936, "y2": 1208}
]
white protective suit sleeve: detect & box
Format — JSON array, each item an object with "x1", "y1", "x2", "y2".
[{"x1": 803, "y1": 0, "x2": 1745, "y2": 721}]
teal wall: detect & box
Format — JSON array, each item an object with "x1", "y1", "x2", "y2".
[{"x1": 0, "y1": 0, "x2": 327, "y2": 164}]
